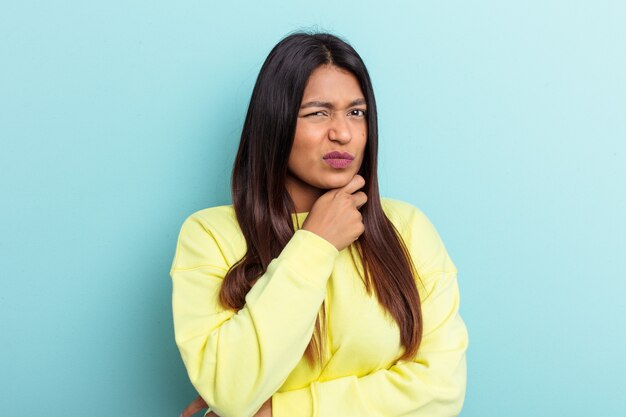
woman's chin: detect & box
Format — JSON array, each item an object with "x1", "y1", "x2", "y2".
[{"x1": 318, "y1": 173, "x2": 357, "y2": 189}]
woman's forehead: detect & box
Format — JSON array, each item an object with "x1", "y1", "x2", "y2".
[{"x1": 301, "y1": 66, "x2": 365, "y2": 105}]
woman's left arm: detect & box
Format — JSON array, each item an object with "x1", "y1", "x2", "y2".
[{"x1": 272, "y1": 206, "x2": 469, "y2": 417}]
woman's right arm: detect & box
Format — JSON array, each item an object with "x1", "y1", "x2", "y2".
[{"x1": 170, "y1": 212, "x2": 339, "y2": 417}]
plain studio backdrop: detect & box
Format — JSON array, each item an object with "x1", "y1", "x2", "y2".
[{"x1": 1, "y1": 1, "x2": 624, "y2": 416}]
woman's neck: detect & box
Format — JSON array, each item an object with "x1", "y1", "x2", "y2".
[{"x1": 285, "y1": 173, "x2": 324, "y2": 213}]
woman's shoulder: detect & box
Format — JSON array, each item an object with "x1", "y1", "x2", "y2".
[
  {"x1": 185, "y1": 203, "x2": 237, "y2": 225},
  {"x1": 176, "y1": 203, "x2": 242, "y2": 247},
  {"x1": 380, "y1": 196, "x2": 427, "y2": 231},
  {"x1": 171, "y1": 203, "x2": 243, "y2": 271},
  {"x1": 381, "y1": 196, "x2": 457, "y2": 276},
  {"x1": 189, "y1": 204, "x2": 235, "y2": 222},
  {"x1": 380, "y1": 196, "x2": 416, "y2": 213}
]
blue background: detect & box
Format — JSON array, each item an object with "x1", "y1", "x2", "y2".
[{"x1": 1, "y1": 1, "x2": 624, "y2": 416}]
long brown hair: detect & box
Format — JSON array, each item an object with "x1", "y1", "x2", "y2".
[{"x1": 219, "y1": 31, "x2": 423, "y2": 366}]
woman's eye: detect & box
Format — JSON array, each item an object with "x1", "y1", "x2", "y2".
[
  {"x1": 305, "y1": 111, "x2": 327, "y2": 117},
  {"x1": 349, "y1": 109, "x2": 367, "y2": 117}
]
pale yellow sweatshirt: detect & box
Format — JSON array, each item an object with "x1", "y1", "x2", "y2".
[{"x1": 170, "y1": 197, "x2": 468, "y2": 417}]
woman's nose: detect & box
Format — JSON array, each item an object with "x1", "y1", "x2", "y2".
[{"x1": 328, "y1": 116, "x2": 351, "y2": 143}]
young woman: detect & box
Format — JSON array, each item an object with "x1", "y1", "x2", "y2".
[{"x1": 170, "y1": 32, "x2": 468, "y2": 417}]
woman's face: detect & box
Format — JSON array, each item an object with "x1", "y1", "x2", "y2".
[{"x1": 286, "y1": 64, "x2": 368, "y2": 211}]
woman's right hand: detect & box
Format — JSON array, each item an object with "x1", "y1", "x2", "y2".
[
  {"x1": 301, "y1": 174, "x2": 368, "y2": 252},
  {"x1": 180, "y1": 395, "x2": 208, "y2": 417}
]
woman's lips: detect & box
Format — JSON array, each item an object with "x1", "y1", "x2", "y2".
[
  {"x1": 323, "y1": 151, "x2": 354, "y2": 169},
  {"x1": 324, "y1": 151, "x2": 354, "y2": 159},
  {"x1": 323, "y1": 158, "x2": 353, "y2": 169}
]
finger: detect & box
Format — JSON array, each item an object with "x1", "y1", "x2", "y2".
[
  {"x1": 181, "y1": 395, "x2": 207, "y2": 417},
  {"x1": 351, "y1": 191, "x2": 368, "y2": 209},
  {"x1": 181, "y1": 404, "x2": 199, "y2": 417},
  {"x1": 340, "y1": 174, "x2": 365, "y2": 195}
]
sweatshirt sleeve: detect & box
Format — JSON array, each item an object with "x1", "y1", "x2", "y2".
[
  {"x1": 271, "y1": 207, "x2": 468, "y2": 417},
  {"x1": 170, "y1": 212, "x2": 340, "y2": 417}
]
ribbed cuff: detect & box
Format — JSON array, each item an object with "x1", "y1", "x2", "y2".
[{"x1": 272, "y1": 385, "x2": 313, "y2": 417}]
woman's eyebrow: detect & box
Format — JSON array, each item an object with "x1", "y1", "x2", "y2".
[{"x1": 300, "y1": 98, "x2": 367, "y2": 109}]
